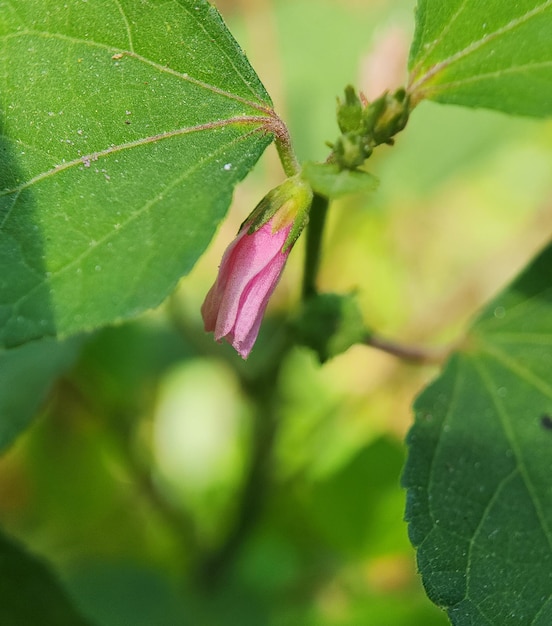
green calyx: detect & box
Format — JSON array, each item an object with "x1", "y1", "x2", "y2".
[
  {"x1": 330, "y1": 85, "x2": 410, "y2": 170},
  {"x1": 242, "y1": 175, "x2": 313, "y2": 252}
]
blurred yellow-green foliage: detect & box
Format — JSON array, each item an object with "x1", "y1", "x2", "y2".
[{"x1": 1, "y1": 0, "x2": 551, "y2": 624}]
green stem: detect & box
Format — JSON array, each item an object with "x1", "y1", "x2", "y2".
[
  {"x1": 273, "y1": 119, "x2": 300, "y2": 177},
  {"x1": 365, "y1": 333, "x2": 450, "y2": 365},
  {"x1": 302, "y1": 193, "x2": 329, "y2": 299}
]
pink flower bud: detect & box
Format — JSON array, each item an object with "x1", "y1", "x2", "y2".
[
  {"x1": 202, "y1": 176, "x2": 312, "y2": 358},
  {"x1": 201, "y1": 218, "x2": 293, "y2": 359}
]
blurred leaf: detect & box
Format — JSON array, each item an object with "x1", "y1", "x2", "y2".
[
  {"x1": 329, "y1": 592, "x2": 449, "y2": 626},
  {"x1": 309, "y1": 438, "x2": 405, "y2": 556},
  {"x1": 0, "y1": 530, "x2": 92, "y2": 625},
  {"x1": 292, "y1": 292, "x2": 367, "y2": 363},
  {"x1": 404, "y1": 242, "x2": 552, "y2": 624},
  {"x1": 0, "y1": 0, "x2": 274, "y2": 348},
  {"x1": 235, "y1": 531, "x2": 301, "y2": 595},
  {"x1": 74, "y1": 319, "x2": 195, "y2": 413},
  {"x1": 0, "y1": 337, "x2": 81, "y2": 453},
  {"x1": 302, "y1": 163, "x2": 378, "y2": 199},
  {"x1": 409, "y1": 0, "x2": 552, "y2": 117},
  {"x1": 65, "y1": 562, "x2": 189, "y2": 626}
]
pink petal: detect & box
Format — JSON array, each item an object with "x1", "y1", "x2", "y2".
[{"x1": 201, "y1": 218, "x2": 292, "y2": 358}]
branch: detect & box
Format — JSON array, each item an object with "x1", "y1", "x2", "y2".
[{"x1": 365, "y1": 333, "x2": 451, "y2": 365}]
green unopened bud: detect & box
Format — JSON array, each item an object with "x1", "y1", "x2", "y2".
[
  {"x1": 369, "y1": 89, "x2": 410, "y2": 145},
  {"x1": 330, "y1": 86, "x2": 410, "y2": 172},
  {"x1": 337, "y1": 85, "x2": 363, "y2": 133}
]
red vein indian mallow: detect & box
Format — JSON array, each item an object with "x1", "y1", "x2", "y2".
[{"x1": 202, "y1": 176, "x2": 312, "y2": 358}]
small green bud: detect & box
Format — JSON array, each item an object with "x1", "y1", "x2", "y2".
[
  {"x1": 370, "y1": 89, "x2": 410, "y2": 145},
  {"x1": 330, "y1": 86, "x2": 410, "y2": 171},
  {"x1": 337, "y1": 85, "x2": 363, "y2": 133},
  {"x1": 333, "y1": 133, "x2": 371, "y2": 170}
]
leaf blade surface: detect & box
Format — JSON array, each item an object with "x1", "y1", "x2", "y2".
[
  {"x1": 0, "y1": 0, "x2": 274, "y2": 346},
  {"x1": 409, "y1": 0, "x2": 552, "y2": 117},
  {"x1": 404, "y1": 243, "x2": 552, "y2": 625}
]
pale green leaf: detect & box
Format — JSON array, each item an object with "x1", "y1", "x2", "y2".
[
  {"x1": 409, "y1": 0, "x2": 552, "y2": 117},
  {"x1": 0, "y1": 0, "x2": 275, "y2": 347},
  {"x1": 301, "y1": 162, "x2": 379, "y2": 199},
  {"x1": 404, "y1": 243, "x2": 552, "y2": 625}
]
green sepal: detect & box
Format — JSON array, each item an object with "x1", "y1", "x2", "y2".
[
  {"x1": 292, "y1": 292, "x2": 367, "y2": 363},
  {"x1": 337, "y1": 85, "x2": 363, "y2": 133},
  {"x1": 240, "y1": 175, "x2": 313, "y2": 252}
]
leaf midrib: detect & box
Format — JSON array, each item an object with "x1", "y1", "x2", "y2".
[
  {"x1": 112, "y1": 0, "x2": 134, "y2": 51},
  {"x1": 4, "y1": 126, "x2": 266, "y2": 326},
  {"x1": 178, "y1": 0, "x2": 267, "y2": 104},
  {"x1": 0, "y1": 116, "x2": 271, "y2": 198},
  {"x1": 472, "y1": 353, "x2": 552, "y2": 573},
  {"x1": 419, "y1": 60, "x2": 552, "y2": 96}
]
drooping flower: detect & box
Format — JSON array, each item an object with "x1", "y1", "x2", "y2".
[{"x1": 201, "y1": 176, "x2": 312, "y2": 358}]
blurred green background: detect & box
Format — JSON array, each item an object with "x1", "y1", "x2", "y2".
[{"x1": 1, "y1": 0, "x2": 551, "y2": 624}]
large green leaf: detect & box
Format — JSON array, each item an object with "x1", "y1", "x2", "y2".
[
  {"x1": 404, "y1": 243, "x2": 552, "y2": 625},
  {"x1": 408, "y1": 0, "x2": 552, "y2": 117},
  {"x1": 0, "y1": 0, "x2": 275, "y2": 348},
  {"x1": 0, "y1": 530, "x2": 93, "y2": 625}
]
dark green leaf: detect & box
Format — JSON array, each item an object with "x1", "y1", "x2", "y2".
[
  {"x1": 0, "y1": 337, "x2": 82, "y2": 453},
  {"x1": 0, "y1": 0, "x2": 275, "y2": 348},
  {"x1": 66, "y1": 562, "x2": 188, "y2": 626},
  {"x1": 409, "y1": 0, "x2": 552, "y2": 117},
  {"x1": 404, "y1": 242, "x2": 552, "y2": 625},
  {"x1": 0, "y1": 530, "x2": 93, "y2": 625}
]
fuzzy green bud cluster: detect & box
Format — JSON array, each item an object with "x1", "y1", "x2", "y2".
[{"x1": 330, "y1": 85, "x2": 410, "y2": 170}]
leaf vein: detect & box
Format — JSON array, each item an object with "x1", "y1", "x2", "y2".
[
  {"x1": 426, "y1": 358, "x2": 464, "y2": 535},
  {"x1": 0, "y1": 188, "x2": 21, "y2": 230},
  {"x1": 463, "y1": 464, "x2": 519, "y2": 598},
  {"x1": 410, "y1": 0, "x2": 469, "y2": 77},
  {"x1": 473, "y1": 355, "x2": 552, "y2": 552},
  {"x1": 480, "y1": 341, "x2": 552, "y2": 400},
  {"x1": 410, "y1": 0, "x2": 552, "y2": 94},
  {"x1": 0, "y1": 116, "x2": 271, "y2": 197},
  {"x1": 6, "y1": 127, "x2": 265, "y2": 324},
  {"x1": 482, "y1": 333, "x2": 552, "y2": 345},
  {"x1": 0, "y1": 30, "x2": 272, "y2": 114},
  {"x1": 421, "y1": 60, "x2": 552, "y2": 96},
  {"x1": 112, "y1": 0, "x2": 134, "y2": 52},
  {"x1": 178, "y1": 0, "x2": 267, "y2": 104},
  {"x1": 475, "y1": 285, "x2": 552, "y2": 333}
]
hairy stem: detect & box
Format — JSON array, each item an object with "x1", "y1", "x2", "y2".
[{"x1": 271, "y1": 116, "x2": 300, "y2": 177}]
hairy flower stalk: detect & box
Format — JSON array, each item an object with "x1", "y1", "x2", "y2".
[{"x1": 202, "y1": 177, "x2": 313, "y2": 358}]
